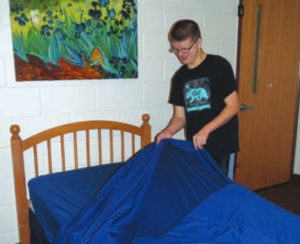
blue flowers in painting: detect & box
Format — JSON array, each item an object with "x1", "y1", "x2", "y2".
[
  {"x1": 75, "y1": 23, "x2": 86, "y2": 32},
  {"x1": 107, "y1": 9, "x2": 115, "y2": 18},
  {"x1": 41, "y1": 25, "x2": 51, "y2": 36},
  {"x1": 99, "y1": 0, "x2": 109, "y2": 7},
  {"x1": 10, "y1": 0, "x2": 138, "y2": 79},
  {"x1": 14, "y1": 13, "x2": 28, "y2": 25},
  {"x1": 88, "y1": 9, "x2": 102, "y2": 19}
]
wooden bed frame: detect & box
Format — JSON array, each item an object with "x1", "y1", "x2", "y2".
[{"x1": 10, "y1": 114, "x2": 151, "y2": 244}]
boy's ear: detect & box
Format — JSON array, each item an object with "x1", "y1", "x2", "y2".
[{"x1": 197, "y1": 38, "x2": 202, "y2": 46}]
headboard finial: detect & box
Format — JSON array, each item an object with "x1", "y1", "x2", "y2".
[
  {"x1": 10, "y1": 124, "x2": 21, "y2": 139},
  {"x1": 142, "y1": 114, "x2": 150, "y2": 124}
]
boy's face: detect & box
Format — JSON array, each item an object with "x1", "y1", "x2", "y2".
[{"x1": 171, "y1": 37, "x2": 202, "y2": 66}]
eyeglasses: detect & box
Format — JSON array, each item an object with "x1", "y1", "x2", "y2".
[{"x1": 168, "y1": 40, "x2": 197, "y2": 55}]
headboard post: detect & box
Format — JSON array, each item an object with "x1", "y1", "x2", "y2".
[
  {"x1": 141, "y1": 114, "x2": 151, "y2": 147},
  {"x1": 10, "y1": 125, "x2": 30, "y2": 244}
]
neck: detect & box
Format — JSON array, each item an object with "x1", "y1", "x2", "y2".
[{"x1": 187, "y1": 49, "x2": 207, "y2": 69}]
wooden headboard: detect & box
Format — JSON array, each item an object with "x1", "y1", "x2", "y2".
[{"x1": 10, "y1": 114, "x2": 151, "y2": 244}]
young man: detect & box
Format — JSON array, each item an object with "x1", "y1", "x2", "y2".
[{"x1": 156, "y1": 19, "x2": 239, "y2": 175}]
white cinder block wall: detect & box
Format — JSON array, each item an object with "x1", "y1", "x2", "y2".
[{"x1": 0, "y1": 0, "x2": 297, "y2": 243}]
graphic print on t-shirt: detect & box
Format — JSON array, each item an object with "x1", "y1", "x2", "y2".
[{"x1": 183, "y1": 77, "x2": 211, "y2": 112}]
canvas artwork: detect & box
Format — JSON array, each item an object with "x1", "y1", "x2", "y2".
[{"x1": 9, "y1": 0, "x2": 138, "y2": 81}]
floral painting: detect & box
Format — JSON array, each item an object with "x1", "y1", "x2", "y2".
[{"x1": 9, "y1": 0, "x2": 138, "y2": 81}]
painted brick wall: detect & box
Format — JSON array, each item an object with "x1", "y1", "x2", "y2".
[{"x1": 0, "y1": 0, "x2": 243, "y2": 242}]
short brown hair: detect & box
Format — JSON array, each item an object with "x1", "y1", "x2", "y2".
[{"x1": 168, "y1": 19, "x2": 201, "y2": 42}]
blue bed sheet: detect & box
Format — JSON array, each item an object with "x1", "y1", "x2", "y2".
[
  {"x1": 28, "y1": 139, "x2": 300, "y2": 244},
  {"x1": 133, "y1": 184, "x2": 300, "y2": 243},
  {"x1": 28, "y1": 162, "x2": 123, "y2": 242}
]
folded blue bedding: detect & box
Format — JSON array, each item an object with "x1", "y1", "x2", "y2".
[{"x1": 28, "y1": 139, "x2": 300, "y2": 244}]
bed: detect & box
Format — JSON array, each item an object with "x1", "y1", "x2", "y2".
[
  {"x1": 10, "y1": 114, "x2": 151, "y2": 244},
  {"x1": 11, "y1": 114, "x2": 300, "y2": 244}
]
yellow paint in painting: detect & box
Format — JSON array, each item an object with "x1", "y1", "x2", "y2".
[{"x1": 10, "y1": 0, "x2": 133, "y2": 38}]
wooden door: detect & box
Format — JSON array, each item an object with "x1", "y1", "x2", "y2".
[{"x1": 235, "y1": 0, "x2": 300, "y2": 189}]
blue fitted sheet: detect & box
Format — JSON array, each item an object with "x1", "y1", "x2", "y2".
[
  {"x1": 28, "y1": 139, "x2": 300, "y2": 244},
  {"x1": 28, "y1": 162, "x2": 123, "y2": 242}
]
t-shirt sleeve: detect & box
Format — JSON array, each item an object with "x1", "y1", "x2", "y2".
[
  {"x1": 217, "y1": 57, "x2": 237, "y2": 99},
  {"x1": 168, "y1": 70, "x2": 185, "y2": 106}
]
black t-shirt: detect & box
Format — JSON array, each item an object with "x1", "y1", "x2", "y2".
[{"x1": 169, "y1": 54, "x2": 239, "y2": 159}]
